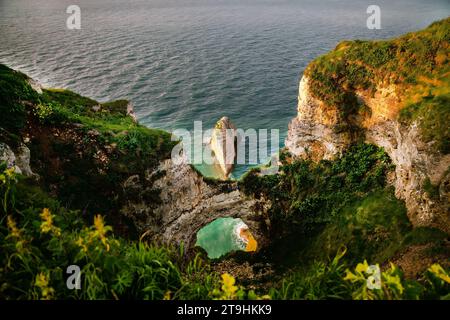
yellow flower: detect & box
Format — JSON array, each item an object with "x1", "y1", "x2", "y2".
[
  {"x1": 163, "y1": 291, "x2": 171, "y2": 300},
  {"x1": 40, "y1": 208, "x2": 61, "y2": 236},
  {"x1": 35, "y1": 272, "x2": 55, "y2": 300},
  {"x1": 428, "y1": 264, "x2": 450, "y2": 284},
  {"x1": 92, "y1": 215, "x2": 112, "y2": 251},
  {"x1": 94, "y1": 214, "x2": 107, "y2": 235},
  {"x1": 384, "y1": 273, "x2": 404, "y2": 294},
  {"x1": 6, "y1": 215, "x2": 21, "y2": 238},
  {"x1": 355, "y1": 260, "x2": 369, "y2": 273},
  {"x1": 5, "y1": 167, "x2": 15, "y2": 177},
  {"x1": 343, "y1": 269, "x2": 359, "y2": 282},
  {"x1": 40, "y1": 208, "x2": 53, "y2": 233},
  {"x1": 221, "y1": 273, "x2": 238, "y2": 299},
  {"x1": 76, "y1": 236, "x2": 88, "y2": 252}
]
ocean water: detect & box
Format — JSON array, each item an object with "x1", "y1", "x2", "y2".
[
  {"x1": 1, "y1": 0, "x2": 449, "y2": 177},
  {"x1": 196, "y1": 217, "x2": 255, "y2": 259}
]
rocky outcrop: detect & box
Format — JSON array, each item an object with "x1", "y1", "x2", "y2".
[
  {"x1": 285, "y1": 77, "x2": 351, "y2": 161},
  {"x1": 0, "y1": 142, "x2": 38, "y2": 178},
  {"x1": 0, "y1": 143, "x2": 16, "y2": 170},
  {"x1": 126, "y1": 102, "x2": 138, "y2": 123},
  {"x1": 286, "y1": 75, "x2": 450, "y2": 233},
  {"x1": 27, "y1": 78, "x2": 43, "y2": 94},
  {"x1": 210, "y1": 117, "x2": 237, "y2": 178},
  {"x1": 365, "y1": 118, "x2": 450, "y2": 232},
  {"x1": 121, "y1": 149, "x2": 265, "y2": 248}
]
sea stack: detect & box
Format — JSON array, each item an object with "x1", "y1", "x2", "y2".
[{"x1": 210, "y1": 116, "x2": 237, "y2": 178}]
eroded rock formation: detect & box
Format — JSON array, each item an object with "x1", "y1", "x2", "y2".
[
  {"x1": 121, "y1": 149, "x2": 266, "y2": 248},
  {"x1": 286, "y1": 75, "x2": 450, "y2": 233},
  {"x1": 210, "y1": 117, "x2": 237, "y2": 178}
]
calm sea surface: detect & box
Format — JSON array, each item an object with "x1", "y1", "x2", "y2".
[{"x1": 1, "y1": 0, "x2": 449, "y2": 177}]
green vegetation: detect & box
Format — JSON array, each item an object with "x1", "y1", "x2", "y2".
[
  {"x1": 269, "y1": 248, "x2": 450, "y2": 300},
  {"x1": 0, "y1": 165, "x2": 271, "y2": 300},
  {"x1": 1, "y1": 165, "x2": 448, "y2": 300},
  {"x1": 240, "y1": 144, "x2": 406, "y2": 263},
  {"x1": 240, "y1": 143, "x2": 449, "y2": 298},
  {"x1": 305, "y1": 18, "x2": 450, "y2": 152},
  {"x1": 39, "y1": 88, "x2": 175, "y2": 158},
  {"x1": 0, "y1": 64, "x2": 176, "y2": 231},
  {"x1": 0, "y1": 64, "x2": 175, "y2": 160},
  {"x1": 0, "y1": 65, "x2": 39, "y2": 133}
]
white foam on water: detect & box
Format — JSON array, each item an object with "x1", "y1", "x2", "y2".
[{"x1": 232, "y1": 221, "x2": 249, "y2": 250}]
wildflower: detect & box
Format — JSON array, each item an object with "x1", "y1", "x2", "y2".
[
  {"x1": 383, "y1": 267, "x2": 404, "y2": 295},
  {"x1": 428, "y1": 264, "x2": 450, "y2": 284},
  {"x1": 94, "y1": 214, "x2": 107, "y2": 236},
  {"x1": 7, "y1": 215, "x2": 22, "y2": 238},
  {"x1": 344, "y1": 260, "x2": 369, "y2": 282},
  {"x1": 355, "y1": 260, "x2": 369, "y2": 273},
  {"x1": 163, "y1": 291, "x2": 171, "y2": 300},
  {"x1": 75, "y1": 236, "x2": 88, "y2": 252},
  {"x1": 344, "y1": 269, "x2": 360, "y2": 282},
  {"x1": 5, "y1": 167, "x2": 15, "y2": 178},
  {"x1": 92, "y1": 215, "x2": 112, "y2": 251},
  {"x1": 6, "y1": 215, "x2": 29, "y2": 253},
  {"x1": 40, "y1": 208, "x2": 61, "y2": 236},
  {"x1": 35, "y1": 272, "x2": 55, "y2": 300},
  {"x1": 221, "y1": 273, "x2": 238, "y2": 299}
]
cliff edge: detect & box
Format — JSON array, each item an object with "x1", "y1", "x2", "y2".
[{"x1": 286, "y1": 18, "x2": 450, "y2": 232}]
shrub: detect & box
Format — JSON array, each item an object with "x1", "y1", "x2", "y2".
[{"x1": 0, "y1": 65, "x2": 39, "y2": 133}]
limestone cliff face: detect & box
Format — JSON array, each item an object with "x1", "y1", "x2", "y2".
[
  {"x1": 286, "y1": 75, "x2": 450, "y2": 233},
  {"x1": 285, "y1": 76, "x2": 351, "y2": 161}
]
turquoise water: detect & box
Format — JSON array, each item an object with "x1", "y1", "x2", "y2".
[
  {"x1": 1, "y1": 0, "x2": 449, "y2": 177},
  {"x1": 196, "y1": 217, "x2": 249, "y2": 259}
]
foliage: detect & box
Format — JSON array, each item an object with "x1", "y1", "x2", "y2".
[
  {"x1": 240, "y1": 143, "x2": 435, "y2": 276},
  {"x1": 0, "y1": 178, "x2": 208, "y2": 299},
  {"x1": 0, "y1": 65, "x2": 39, "y2": 133},
  {"x1": 270, "y1": 248, "x2": 450, "y2": 300},
  {"x1": 0, "y1": 165, "x2": 271, "y2": 300},
  {"x1": 344, "y1": 260, "x2": 450, "y2": 300},
  {"x1": 344, "y1": 261, "x2": 417, "y2": 300},
  {"x1": 0, "y1": 64, "x2": 177, "y2": 231},
  {"x1": 240, "y1": 143, "x2": 394, "y2": 236},
  {"x1": 270, "y1": 246, "x2": 351, "y2": 299}
]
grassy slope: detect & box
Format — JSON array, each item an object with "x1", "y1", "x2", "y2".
[{"x1": 0, "y1": 64, "x2": 176, "y2": 236}]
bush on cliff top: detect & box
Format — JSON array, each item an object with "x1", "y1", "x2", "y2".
[{"x1": 0, "y1": 65, "x2": 39, "y2": 133}]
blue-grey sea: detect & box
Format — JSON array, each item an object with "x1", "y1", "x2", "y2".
[{"x1": 1, "y1": 0, "x2": 449, "y2": 177}]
